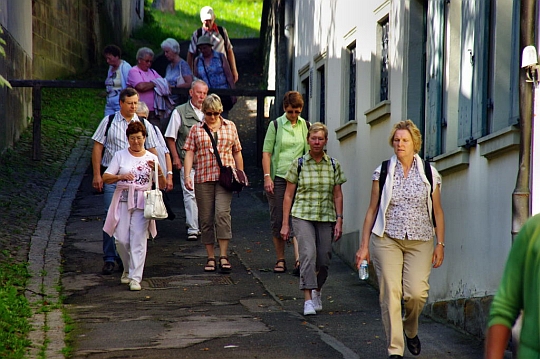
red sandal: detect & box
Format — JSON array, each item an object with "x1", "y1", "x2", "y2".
[
  {"x1": 204, "y1": 257, "x2": 216, "y2": 272},
  {"x1": 219, "y1": 256, "x2": 232, "y2": 274}
]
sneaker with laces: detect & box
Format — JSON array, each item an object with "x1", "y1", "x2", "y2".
[
  {"x1": 129, "y1": 279, "x2": 141, "y2": 291},
  {"x1": 121, "y1": 272, "x2": 130, "y2": 284},
  {"x1": 303, "y1": 300, "x2": 316, "y2": 315},
  {"x1": 311, "y1": 290, "x2": 322, "y2": 311}
]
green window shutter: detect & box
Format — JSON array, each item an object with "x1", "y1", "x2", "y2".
[
  {"x1": 425, "y1": 0, "x2": 445, "y2": 158},
  {"x1": 458, "y1": 0, "x2": 475, "y2": 147},
  {"x1": 458, "y1": 0, "x2": 490, "y2": 146},
  {"x1": 471, "y1": 0, "x2": 490, "y2": 140}
]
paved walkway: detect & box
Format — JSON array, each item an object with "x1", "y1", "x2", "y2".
[{"x1": 23, "y1": 38, "x2": 505, "y2": 359}]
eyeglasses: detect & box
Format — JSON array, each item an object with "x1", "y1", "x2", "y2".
[
  {"x1": 286, "y1": 110, "x2": 302, "y2": 114},
  {"x1": 205, "y1": 112, "x2": 221, "y2": 117}
]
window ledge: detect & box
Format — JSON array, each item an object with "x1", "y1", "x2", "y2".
[
  {"x1": 477, "y1": 126, "x2": 520, "y2": 159},
  {"x1": 365, "y1": 100, "x2": 391, "y2": 125},
  {"x1": 336, "y1": 120, "x2": 358, "y2": 141},
  {"x1": 432, "y1": 148, "x2": 470, "y2": 176}
]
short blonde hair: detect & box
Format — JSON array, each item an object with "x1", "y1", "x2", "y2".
[
  {"x1": 202, "y1": 94, "x2": 223, "y2": 113},
  {"x1": 307, "y1": 122, "x2": 328, "y2": 139},
  {"x1": 389, "y1": 120, "x2": 422, "y2": 153}
]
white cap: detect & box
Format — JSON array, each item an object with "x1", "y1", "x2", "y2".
[{"x1": 200, "y1": 6, "x2": 215, "y2": 22}]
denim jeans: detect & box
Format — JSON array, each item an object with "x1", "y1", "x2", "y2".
[
  {"x1": 103, "y1": 182, "x2": 119, "y2": 263},
  {"x1": 180, "y1": 167, "x2": 199, "y2": 235}
]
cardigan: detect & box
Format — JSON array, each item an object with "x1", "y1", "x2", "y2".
[{"x1": 372, "y1": 153, "x2": 441, "y2": 237}]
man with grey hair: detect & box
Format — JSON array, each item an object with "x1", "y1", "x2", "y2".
[
  {"x1": 186, "y1": 5, "x2": 238, "y2": 83},
  {"x1": 165, "y1": 80, "x2": 209, "y2": 241}
]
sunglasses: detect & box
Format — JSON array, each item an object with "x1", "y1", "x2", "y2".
[
  {"x1": 205, "y1": 112, "x2": 221, "y2": 117},
  {"x1": 287, "y1": 110, "x2": 302, "y2": 114}
]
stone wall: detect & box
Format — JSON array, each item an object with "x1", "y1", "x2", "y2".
[
  {"x1": 1, "y1": 0, "x2": 144, "y2": 155},
  {"x1": 32, "y1": 0, "x2": 97, "y2": 79},
  {"x1": 0, "y1": 27, "x2": 32, "y2": 154}
]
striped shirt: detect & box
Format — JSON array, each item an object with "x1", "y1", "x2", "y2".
[
  {"x1": 183, "y1": 119, "x2": 242, "y2": 183},
  {"x1": 91, "y1": 113, "x2": 159, "y2": 167},
  {"x1": 285, "y1": 152, "x2": 347, "y2": 222},
  {"x1": 188, "y1": 27, "x2": 233, "y2": 57}
]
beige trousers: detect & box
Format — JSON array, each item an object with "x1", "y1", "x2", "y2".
[{"x1": 370, "y1": 234, "x2": 433, "y2": 356}]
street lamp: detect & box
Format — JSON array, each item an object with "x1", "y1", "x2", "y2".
[{"x1": 522, "y1": 45, "x2": 539, "y2": 84}]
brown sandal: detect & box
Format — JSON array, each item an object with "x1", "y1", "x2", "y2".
[
  {"x1": 204, "y1": 258, "x2": 216, "y2": 272},
  {"x1": 273, "y1": 259, "x2": 287, "y2": 273},
  {"x1": 219, "y1": 256, "x2": 232, "y2": 273}
]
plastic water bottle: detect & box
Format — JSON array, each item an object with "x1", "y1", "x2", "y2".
[{"x1": 359, "y1": 260, "x2": 369, "y2": 280}]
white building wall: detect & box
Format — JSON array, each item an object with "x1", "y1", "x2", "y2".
[{"x1": 291, "y1": 0, "x2": 521, "y2": 333}]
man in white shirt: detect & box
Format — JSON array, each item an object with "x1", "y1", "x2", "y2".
[{"x1": 165, "y1": 80, "x2": 208, "y2": 241}]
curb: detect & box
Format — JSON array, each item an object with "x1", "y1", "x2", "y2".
[{"x1": 26, "y1": 136, "x2": 93, "y2": 358}]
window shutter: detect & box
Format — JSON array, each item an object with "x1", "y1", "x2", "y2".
[
  {"x1": 458, "y1": 0, "x2": 476, "y2": 147},
  {"x1": 425, "y1": 0, "x2": 445, "y2": 158}
]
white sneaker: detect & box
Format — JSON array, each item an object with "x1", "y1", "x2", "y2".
[
  {"x1": 303, "y1": 300, "x2": 316, "y2": 315},
  {"x1": 129, "y1": 279, "x2": 141, "y2": 291},
  {"x1": 312, "y1": 290, "x2": 322, "y2": 311},
  {"x1": 121, "y1": 272, "x2": 130, "y2": 284}
]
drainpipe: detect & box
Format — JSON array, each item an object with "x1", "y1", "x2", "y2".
[
  {"x1": 284, "y1": 0, "x2": 295, "y2": 92},
  {"x1": 513, "y1": 0, "x2": 536, "y2": 242}
]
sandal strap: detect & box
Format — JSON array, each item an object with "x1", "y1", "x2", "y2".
[{"x1": 275, "y1": 259, "x2": 286, "y2": 265}]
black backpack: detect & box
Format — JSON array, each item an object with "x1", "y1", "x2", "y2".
[{"x1": 378, "y1": 159, "x2": 436, "y2": 226}]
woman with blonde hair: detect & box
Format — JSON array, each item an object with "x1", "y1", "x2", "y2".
[
  {"x1": 355, "y1": 120, "x2": 445, "y2": 359},
  {"x1": 183, "y1": 94, "x2": 244, "y2": 273}
]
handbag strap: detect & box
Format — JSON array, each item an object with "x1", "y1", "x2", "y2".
[
  {"x1": 202, "y1": 123, "x2": 224, "y2": 169},
  {"x1": 153, "y1": 158, "x2": 159, "y2": 188}
]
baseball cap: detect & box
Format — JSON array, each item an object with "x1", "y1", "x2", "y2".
[{"x1": 200, "y1": 6, "x2": 215, "y2": 22}]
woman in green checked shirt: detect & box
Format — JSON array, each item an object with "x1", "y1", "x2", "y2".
[{"x1": 281, "y1": 122, "x2": 347, "y2": 316}]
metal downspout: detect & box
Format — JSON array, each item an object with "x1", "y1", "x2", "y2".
[
  {"x1": 284, "y1": 0, "x2": 295, "y2": 92},
  {"x1": 512, "y1": 0, "x2": 536, "y2": 242}
]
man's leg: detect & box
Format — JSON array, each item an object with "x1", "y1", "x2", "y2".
[
  {"x1": 180, "y1": 167, "x2": 199, "y2": 240},
  {"x1": 102, "y1": 183, "x2": 119, "y2": 274}
]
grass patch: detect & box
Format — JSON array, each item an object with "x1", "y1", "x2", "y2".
[
  {"x1": 0, "y1": 252, "x2": 31, "y2": 359},
  {"x1": 127, "y1": 0, "x2": 262, "y2": 57},
  {"x1": 0, "y1": 86, "x2": 104, "y2": 358}
]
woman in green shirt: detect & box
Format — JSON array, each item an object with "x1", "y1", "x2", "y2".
[
  {"x1": 281, "y1": 122, "x2": 347, "y2": 316},
  {"x1": 262, "y1": 91, "x2": 310, "y2": 274}
]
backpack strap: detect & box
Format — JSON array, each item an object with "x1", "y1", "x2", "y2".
[
  {"x1": 297, "y1": 157, "x2": 303, "y2": 175},
  {"x1": 104, "y1": 114, "x2": 115, "y2": 137},
  {"x1": 378, "y1": 160, "x2": 389, "y2": 207}
]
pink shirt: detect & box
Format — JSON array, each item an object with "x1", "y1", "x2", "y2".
[{"x1": 127, "y1": 67, "x2": 161, "y2": 111}]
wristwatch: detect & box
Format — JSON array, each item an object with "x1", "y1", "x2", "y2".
[{"x1": 167, "y1": 171, "x2": 173, "y2": 175}]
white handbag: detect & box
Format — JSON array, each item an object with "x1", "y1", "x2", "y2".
[{"x1": 143, "y1": 160, "x2": 168, "y2": 220}]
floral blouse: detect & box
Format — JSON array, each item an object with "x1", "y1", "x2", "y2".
[{"x1": 373, "y1": 158, "x2": 434, "y2": 240}]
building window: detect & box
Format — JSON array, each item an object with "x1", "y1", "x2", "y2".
[
  {"x1": 318, "y1": 65, "x2": 325, "y2": 123},
  {"x1": 380, "y1": 19, "x2": 389, "y2": 102},
  {"x1": 301, "y1": 75, "x2": 310, "y2": 121},
  {"x1": 348, "y1": 43, "x2": 356, "y2": 122}
]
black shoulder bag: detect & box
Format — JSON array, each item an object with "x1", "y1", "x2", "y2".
[{"x1": 202, "y1": 123, "x2": 248, "y2": 193}]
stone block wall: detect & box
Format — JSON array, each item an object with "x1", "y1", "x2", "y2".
[
  {"x1": 32, "y1": 0, "x2": 97, "y2": 79},
  {"x1": 0, "y1": 26, "x2": 32, "y2": 154}
]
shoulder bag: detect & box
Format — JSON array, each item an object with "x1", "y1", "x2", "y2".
[
  {"x1": 202, "y1": 123, "x2": 248, "y2": 193},
  {"x1": 144, "y1": 159, "x2": 168, "y2": 220}
]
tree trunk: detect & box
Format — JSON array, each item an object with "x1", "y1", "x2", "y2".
[{"x1": 152, "y1": 0, "x2": 175, "y2": 13}]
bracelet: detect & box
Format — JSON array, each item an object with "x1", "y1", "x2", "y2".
[
  {"x1": 167, "y1": 171, "x2": 173, "y2": 175},
  {"x1": 437, "y1": 242, "x2": 445, "y2": 247},
  {"x1": 264, "y1": 174, "x2": 270, "y2": 177},
  {"x1": 158, "y1": 173, "x2": 164, "y2": 177},
  {"x1": 336, "y1": 214, "x2": 343, "y2": 219}
]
